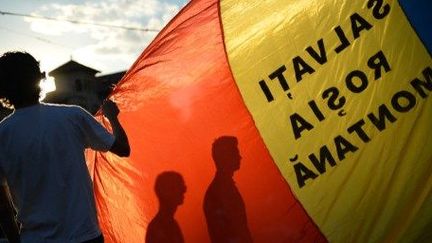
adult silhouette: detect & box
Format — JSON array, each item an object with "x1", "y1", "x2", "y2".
[
  {"x1": 203, "y1": 136, "x2": 253, "y2": 243},
  {"x1": 0, "y1": 51, "x2": 130, "y2": 243},
  {"x1": 146, "y1": 171, "x2": 186, "y2": 243}
]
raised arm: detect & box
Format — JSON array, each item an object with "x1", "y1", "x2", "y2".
[{"x1": 102, "y1": 100, "x2": 130, "y2": 157}]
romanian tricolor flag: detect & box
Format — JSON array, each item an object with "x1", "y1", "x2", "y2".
[{"x1": 88, "y1": 0, "x2": 432, "y2": 242}]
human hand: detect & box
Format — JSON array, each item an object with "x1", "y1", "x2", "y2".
[{"x1": 102, "y1": 99, "x2": 120, "y2": 120}]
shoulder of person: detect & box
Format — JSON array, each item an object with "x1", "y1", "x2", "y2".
[
  {"x1": 0, "y1": 111, "x2": 14, "y2": 131},
  {"x1": 41, "y1": 102, "x2": 89, "y2": 115}
]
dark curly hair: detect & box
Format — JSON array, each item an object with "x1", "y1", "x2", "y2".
[{"x1": 0, "y1": 51, "x2": 42, "y2": 109}]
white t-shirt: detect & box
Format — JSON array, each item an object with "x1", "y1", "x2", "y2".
[{"x1": 0, "y1": 103, "x2": 115, "y2": 243}]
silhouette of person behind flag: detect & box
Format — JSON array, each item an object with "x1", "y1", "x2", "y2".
[
  {"x1": 146, "y1": 171, "x2": 186, "y2": 243},
  {"x1": 204, "y1": 136, "x2": 253, "y2": 243}
]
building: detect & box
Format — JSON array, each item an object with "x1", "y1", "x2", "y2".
[{"x1": 44, "y1": 60, "x2": 126, "y2": 114}]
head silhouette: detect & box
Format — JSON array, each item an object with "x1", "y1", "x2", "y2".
[
  {"x1": 155, "y1": 171, "x2": 187, "y2": 207},
  {"x1": 0, "y1": 51, "x2": 43, "y2": 108},
  {"x1": 212, "y1": 136, "x2": 241, "y2": 173}
]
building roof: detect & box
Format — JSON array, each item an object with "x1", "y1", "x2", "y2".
[
  {"x1": 97, "y1": 71, "x2": 127, "y2": 85},
  {"x1": 49, "y1": 60, "x2": 100, "y2": 76}
]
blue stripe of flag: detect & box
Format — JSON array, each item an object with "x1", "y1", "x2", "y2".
[{"x1": 399, "y1": 0, "x2": 432, "y2": 54}]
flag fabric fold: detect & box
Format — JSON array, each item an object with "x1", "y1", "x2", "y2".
[{"x1": 88, "y1": 0, "x2": 432, "y2": 242}]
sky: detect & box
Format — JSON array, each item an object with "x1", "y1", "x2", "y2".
[{"x1": 0, "y1": 0, "x2": 188, "y2": 75}]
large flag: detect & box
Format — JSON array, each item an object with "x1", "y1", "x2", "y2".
[{"x1": 87, "y1": 0, "x2": 432, "y2": 242}]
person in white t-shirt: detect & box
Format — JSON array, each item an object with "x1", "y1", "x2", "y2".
[{"x1": 0, "y1": 51, "x2": 130, "y2": 243}]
